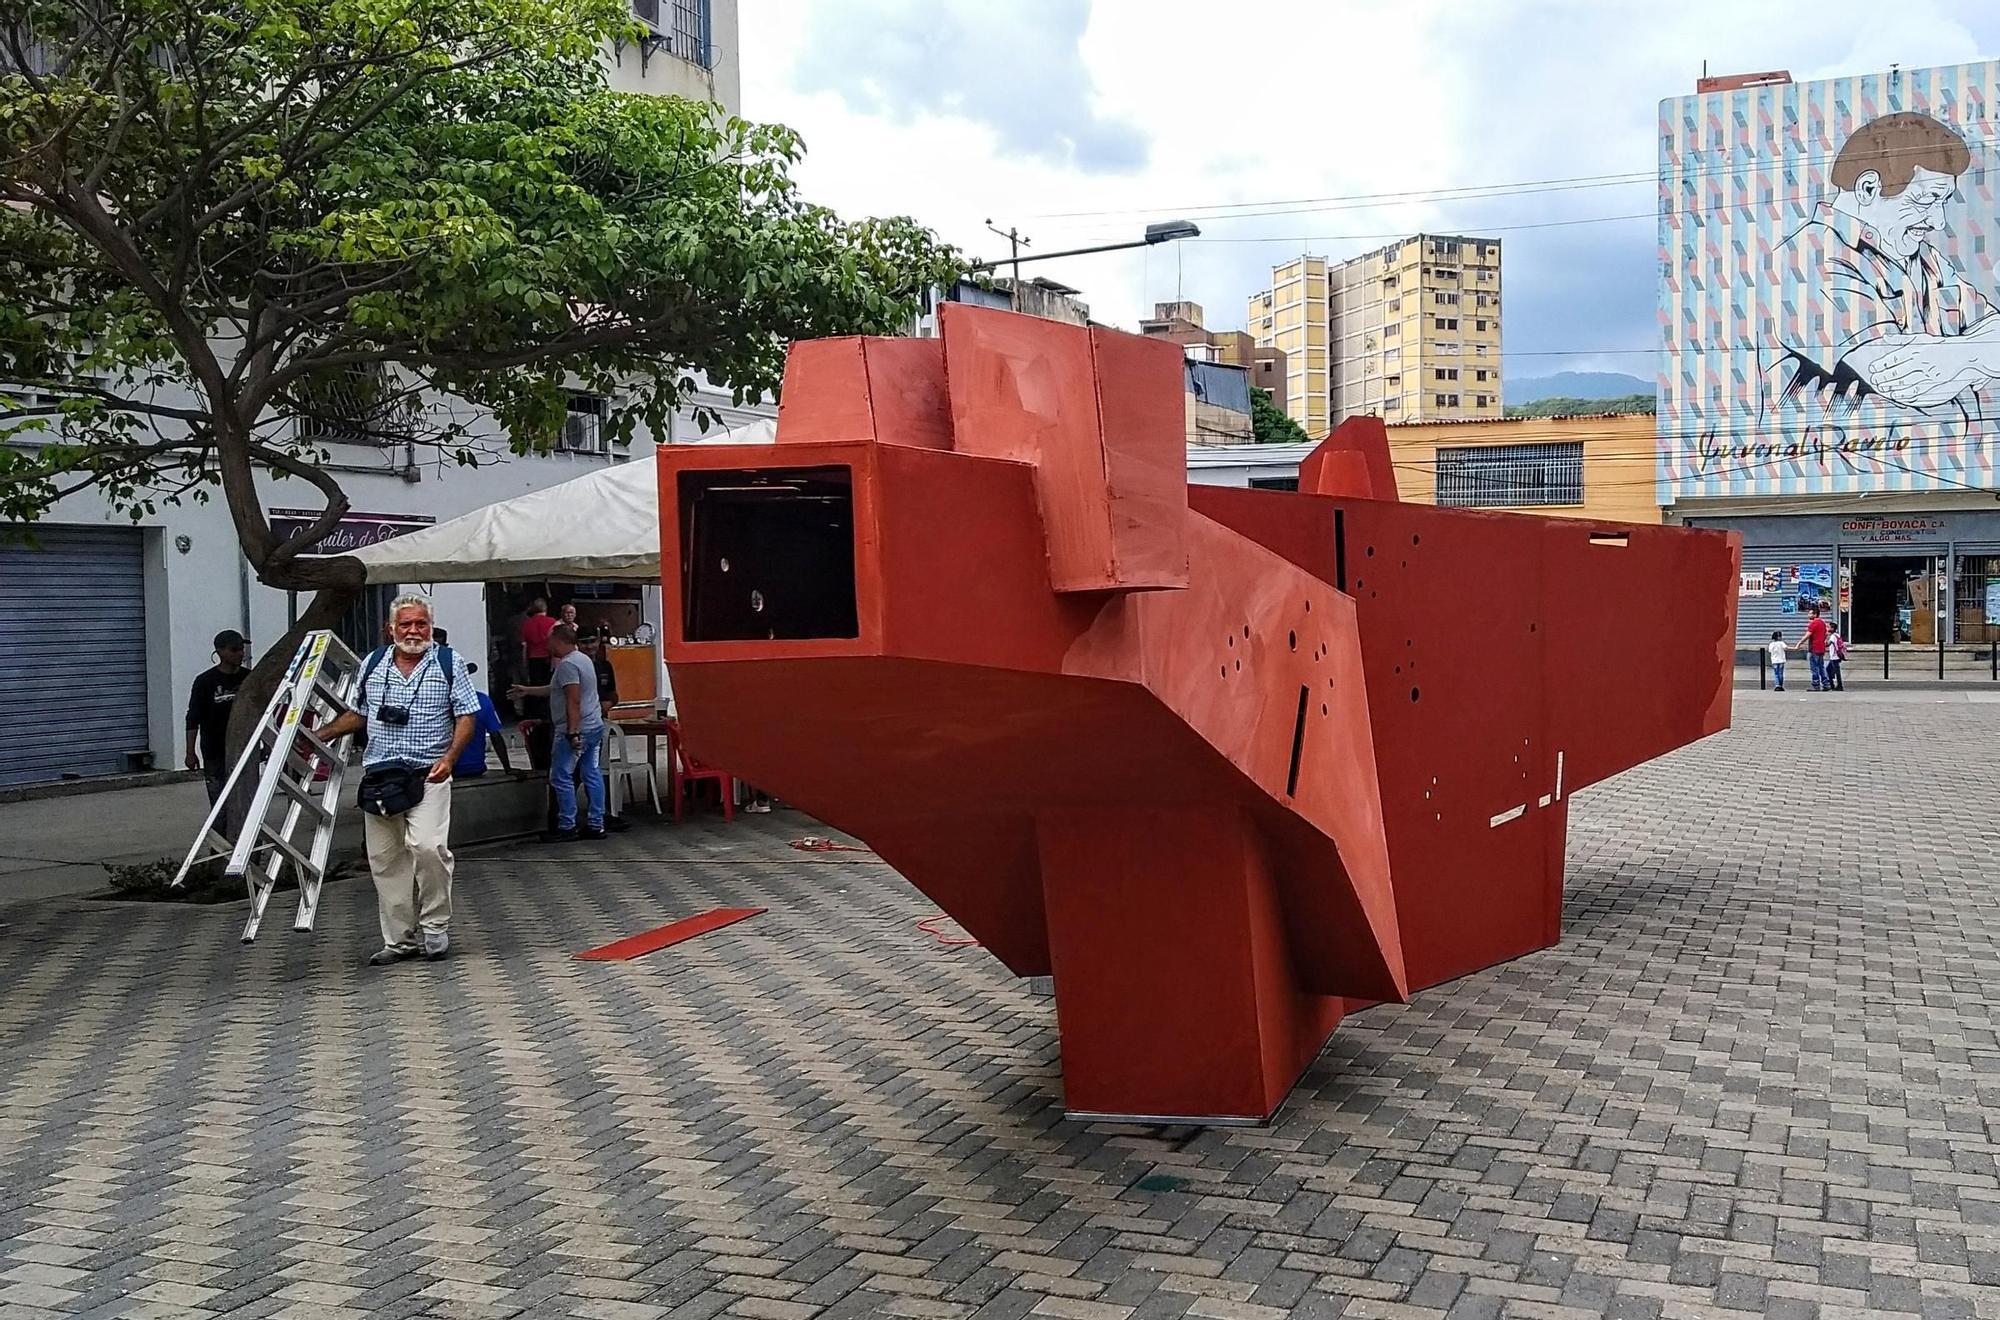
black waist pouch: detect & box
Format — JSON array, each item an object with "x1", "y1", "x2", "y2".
[{"x1": 358, "y1": 763, "x2": 427, "y2": 817}]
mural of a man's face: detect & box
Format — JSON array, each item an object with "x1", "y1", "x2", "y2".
[{"x1": 1852, "y1": 164, "x2": 1956, "y2": 258}]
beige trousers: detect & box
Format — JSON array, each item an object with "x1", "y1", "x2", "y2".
[{"x1": 362, "y1": 777, "x2": 454, "y2": 952}]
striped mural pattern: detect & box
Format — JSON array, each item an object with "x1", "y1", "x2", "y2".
[{"x1": 1658, "y1": 62, "x2": 2000, "y2": 502}]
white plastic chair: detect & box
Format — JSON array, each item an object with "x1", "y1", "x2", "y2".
[{"x1": 603, "y1": 724, "x2": 662, "y2": 816}]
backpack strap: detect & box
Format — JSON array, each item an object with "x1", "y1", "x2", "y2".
[
  {"x1": 437, "y1": 645, "x2": 455, "y2": 682},
  {"x1": 358, "y1": 645, "x2": 390, "y2": 707}
]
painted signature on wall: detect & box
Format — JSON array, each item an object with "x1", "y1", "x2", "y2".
[{"x1": 1688, "y1": 426, "x2": 1912, "y2": 475}]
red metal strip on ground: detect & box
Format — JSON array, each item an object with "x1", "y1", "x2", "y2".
[{"x1": 573, "y1": 907, "x2": 765, "y2": 961}]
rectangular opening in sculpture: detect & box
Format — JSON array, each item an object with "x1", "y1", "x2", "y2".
[{"x1": 679, "y1": 466, "x2": 859, "y2": 641}]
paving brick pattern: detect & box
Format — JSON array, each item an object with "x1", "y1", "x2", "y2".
[{"x1": 2, "y1": 700, "x2": 1996, "y2": 1318}]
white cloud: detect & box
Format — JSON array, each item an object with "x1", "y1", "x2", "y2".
[{"x1": 740, "y1": 0, "x2": 2000, "y2": 376}]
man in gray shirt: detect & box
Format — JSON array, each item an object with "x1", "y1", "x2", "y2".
[{"x1": 509, "y1": 623, "x2": 604, "y2": 840}]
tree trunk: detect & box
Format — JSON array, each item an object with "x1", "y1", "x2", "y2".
[{"x1": 223, "y1": 579, "x2": 363, "y2": 766}]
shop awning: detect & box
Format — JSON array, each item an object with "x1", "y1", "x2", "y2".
[{"x1": 329, "y1": 419, "x2": 776, "y2": 585}]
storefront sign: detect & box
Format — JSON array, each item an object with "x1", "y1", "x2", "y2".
[
  {"x1": 267, "y1": 508, "x2": 434, "y2": 553},
  {"x1": 1839, "y1": 516, "x2": 1948, "y2": 545}
]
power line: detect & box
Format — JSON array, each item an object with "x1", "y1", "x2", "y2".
[{"x1": 1024, "y1": 131, "x2": 2000, "y2": 228}]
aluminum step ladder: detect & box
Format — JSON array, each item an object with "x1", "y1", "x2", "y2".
[{"x1": 171, "y1": 630, "x2": 365, "y2": 943}]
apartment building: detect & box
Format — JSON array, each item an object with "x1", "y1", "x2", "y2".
[
  {"x1": 1331, "y1": 234, "x2": 1502, "y2": 424},
  {"x1": 1246, "y1": 258, "x2": 1330, "y2": 435},
  {"x1": 1248, "y1": 235, "x2": 1502, "y2": 436}
]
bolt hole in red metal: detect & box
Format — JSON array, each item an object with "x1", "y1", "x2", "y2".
[
  {"x1": 1288, "y1": 631, "x2": 1297, "y2": 651},
  {"x1": 1411, "y1": 687, "x2": 1421, "y2": 702}
]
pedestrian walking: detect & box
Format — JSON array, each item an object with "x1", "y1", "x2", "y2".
[
  {"x1": 1768, "y1": 631, "x2": 1788, "y2": 691},
  {"x1": 510, "y1": 623, "x2": 605, "y2": 841},
  {"x1": 1825, "y1": 621, "x2": 1847, "y2": 692},
  {"x1": 312, "y1": 595, "x2": 480, "y2": 966},
  {"x1": 1798, "y1": 605, "x2": 1830, "y2": 691},
  {"x1": 184, "y1": 629, "x2": 250, "y2": 820}
]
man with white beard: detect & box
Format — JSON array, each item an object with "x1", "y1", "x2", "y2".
[{"x1": 314, "y1": 593, "x2": 480, "y2": 965}]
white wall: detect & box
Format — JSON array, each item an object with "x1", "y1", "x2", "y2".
[{"x1": 602, "y1": 0, "x2": 741, "y2": 114}]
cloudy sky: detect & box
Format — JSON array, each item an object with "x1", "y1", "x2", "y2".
[{"x1": 738, "y1": 0, "x2": 2000, "y2": 385}]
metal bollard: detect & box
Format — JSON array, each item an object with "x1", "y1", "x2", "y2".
[
  {"x1": 1759, "y1": 648, "x2": 1767, "y2": 690},
  {"x1": 1884, "y1": 635, "x2": 1891, "y2": 679}
]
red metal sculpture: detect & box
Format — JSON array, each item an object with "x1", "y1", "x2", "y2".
[{"x1": 658, "y1": 306, "x2": 1739, "y2": 1124}]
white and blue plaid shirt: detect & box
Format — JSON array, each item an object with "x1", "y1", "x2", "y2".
[{"x1": 357, "y1": 645, "x2": 481, "y2": 769}]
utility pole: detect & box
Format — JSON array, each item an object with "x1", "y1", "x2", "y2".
[{"x1": 984, "y1": 218, "x2": 1029, "y2": 281}]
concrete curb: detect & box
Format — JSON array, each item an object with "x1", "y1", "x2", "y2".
[{"x1": 0, "y1": 768, "x2": 203, "y2": 805}]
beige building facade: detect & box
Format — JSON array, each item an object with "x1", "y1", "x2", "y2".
[
  {"x1": 1332, "y1": 235, "x2": 1502, "y2": 425},
  {"x1": 1248, "y1": 235, "x2": 1502, "y2": 437},
  {"x1": 1246, "y1": 258, "x2": 1330, "y2": 435},
  {"x1": 1385, "y1": 414, "x2": 1661, "y2": 525}
]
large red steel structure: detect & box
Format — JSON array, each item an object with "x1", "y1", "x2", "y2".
[{"x1": 657, "y1": 305, "x2": 1739, "y2": 1124}]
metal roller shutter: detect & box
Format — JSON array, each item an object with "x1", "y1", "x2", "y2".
[
  {"x1": 1735, "y1": 543, "x2": 1834, "y2": 647},
  {"x1": 0, "y1": 526, "x2": 150, "y2": 786}
]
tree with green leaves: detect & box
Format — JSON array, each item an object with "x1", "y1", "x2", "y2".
[
  {"x1": 1503, "y1": 394, "x2": 1656, "y2": 419},
  {"x1": 0, "y1": 0, "x2": 961, "y2": 738},
  {"x1": 1250, "y1": 387, "x2": 1309, "y2": 444}
]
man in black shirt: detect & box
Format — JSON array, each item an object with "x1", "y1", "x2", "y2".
[{"x1": 185, "y1": 630, "x2": 250, "y2": 807}]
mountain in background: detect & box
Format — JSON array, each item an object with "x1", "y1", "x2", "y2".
[{"x1": 1506, "y1": 370, "x2": 1651, "y2": 403}]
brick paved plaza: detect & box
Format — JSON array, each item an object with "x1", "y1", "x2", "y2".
[{"x1": 1, "y1": 696, "x2": 1996, "y2": 1319}]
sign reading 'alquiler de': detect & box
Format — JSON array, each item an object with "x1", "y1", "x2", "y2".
[{"x1": 267, "y1": 508, "x2": 435, "y2": 553}]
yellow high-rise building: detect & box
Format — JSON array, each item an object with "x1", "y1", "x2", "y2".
[
  {"x1": 1249, "y1": 235, "x2": 1502, "y2": 436},
  {"x1": 1246, "y1": 257, "x2": 1329, "y2": 436}
]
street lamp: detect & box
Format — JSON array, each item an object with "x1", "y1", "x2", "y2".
[{"x1": 969, "y1": 219, "x2": 1202, "y2": 273}]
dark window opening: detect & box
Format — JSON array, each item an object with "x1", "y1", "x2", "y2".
[{"x1": 679, "y1": 466, "x2": 858, "y2": 641}]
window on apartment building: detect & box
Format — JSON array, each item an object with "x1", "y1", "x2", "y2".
[
  {"x1": 1436, "y1": 342, "x2": 1460, "y2": 355},
  {"x1": 1434, "y1": 393, "x2": 1448, "y2": 408},
  {"x1": 294, "y1": 364, "x2": 410, "y2": 446},
  {"x1": 1385, "y1": 397, "x2": 1402, "y2": 409},
  {"x1": 1476, "y1": 295, "x2": 1489, "y2": 308},
  {"x1": 1475, "y1": 319, "x2": 1488, "y2": 331},
  {"x1": 1385, "y1": 323, "x2": 1400, "y2": 336},
  {"x1": 1435, "y1": 441, "x2": 1583, "y2": 508},
  {"x1": 1474, "y1": 344, "x2": 1488, "y2": 357},
  {"x1": 1433, "y1": 368, "x2": 1459, "y2": 382},
  {"x1": 1446, "y1": 394, "x2": 1460, "y2": 406},
  {"x1": 1475, "y1": 370, "x2": 1489, "y2": 382},
  {"x1": 632, "y1": 0, "x2": 714, "y2": 68},
  {"x1": 1435, "y1": 317, "x2": 1457, "y2": 331}
]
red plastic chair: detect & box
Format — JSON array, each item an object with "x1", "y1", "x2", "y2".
[{"x1": 667, "y1": 720, "x2": 736, "y2": 822}]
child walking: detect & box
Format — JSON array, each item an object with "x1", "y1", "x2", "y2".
[
  {"x1": 1768, "y1": 630, "x2": 1788, "y2": 691},
  {"x1": 1825, "y1": 622, "x2": 1846, "y2": 691}
]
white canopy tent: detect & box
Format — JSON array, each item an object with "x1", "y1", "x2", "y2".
[{"x1": 331, "y1": 418, "x2": 775, "y2": 585}]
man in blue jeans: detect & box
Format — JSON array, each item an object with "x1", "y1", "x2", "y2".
[{"x1": 509, "y1": 623, "x2": 604, "y2": 840}]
